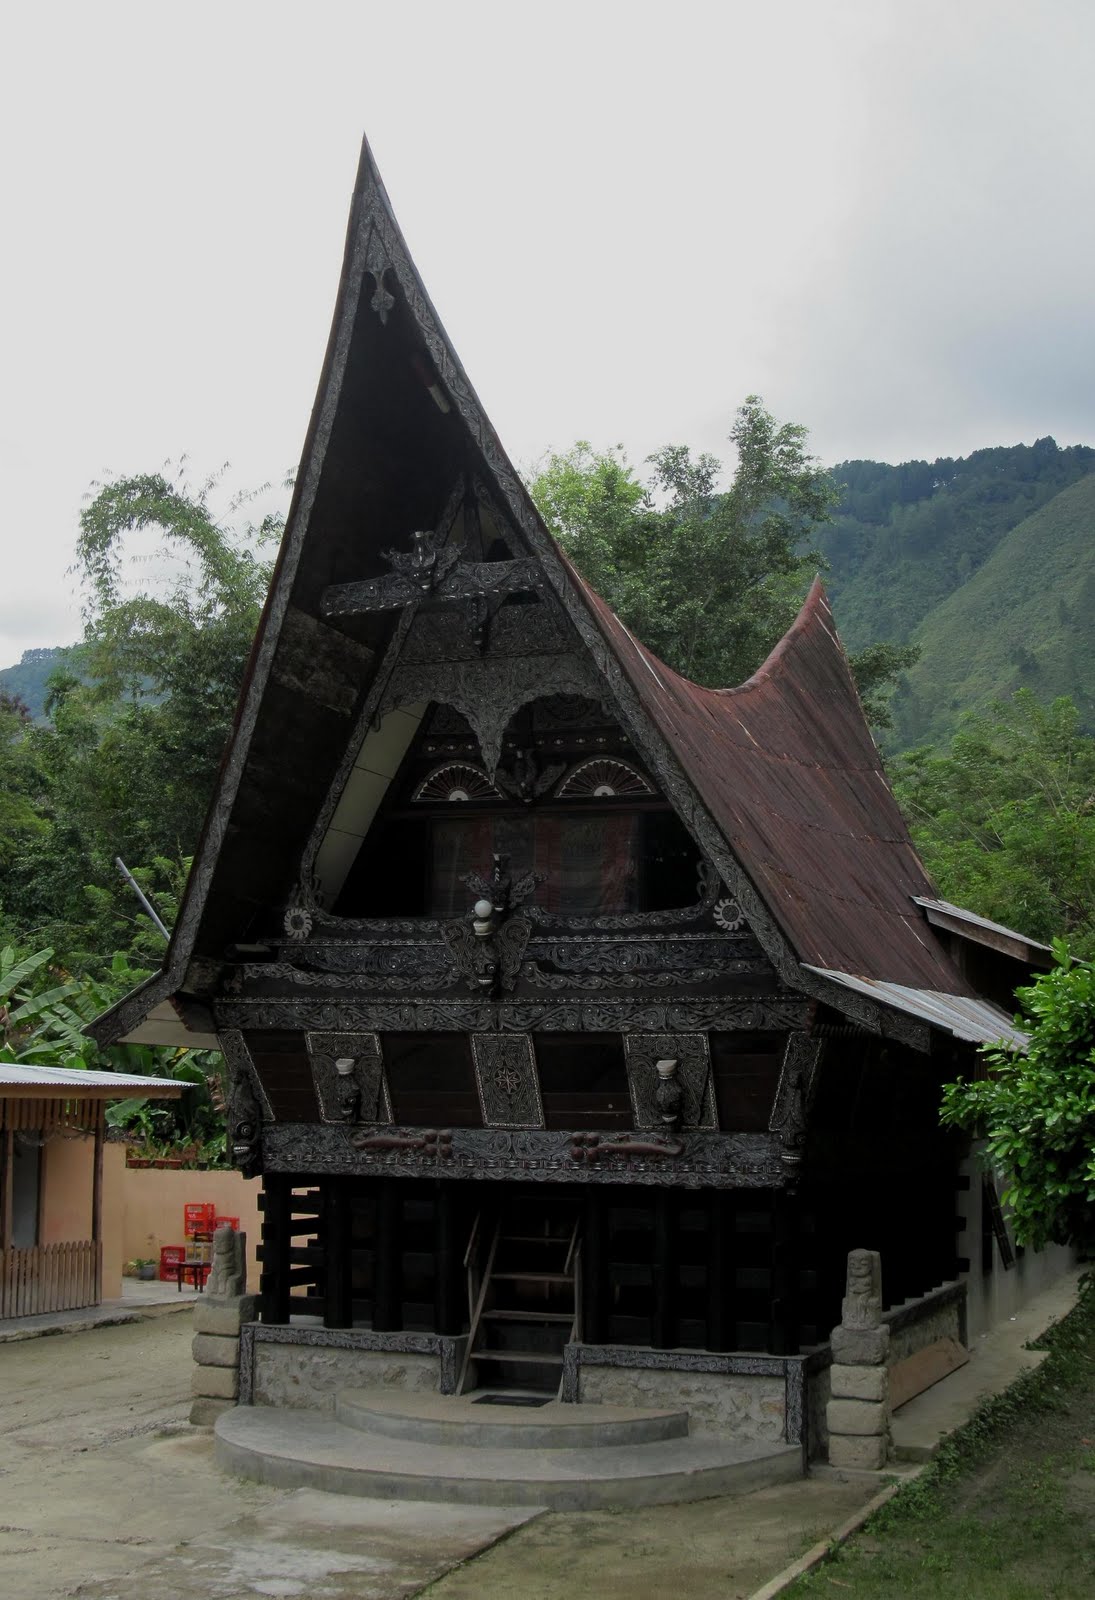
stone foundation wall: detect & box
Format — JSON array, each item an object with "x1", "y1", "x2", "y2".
[
  {"x1": 887, "y1": 1296, "x2": 963, "y2": 1365},
  {"x1": 577, "y1": 1364, "x2": 786, "y2": 1441},
  {"x1": 252, "y1": 1343, "x2": 439, "y2": 1410}
]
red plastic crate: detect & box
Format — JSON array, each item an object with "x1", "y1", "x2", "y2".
[
  {"x1": 183, "y1": 1202, "x2": 216, "y2": 1238},
  {"x1": 213, "y1": 1216, "x2": 240, "y2": 1233},
  {"x1": 159, "y1": 1244, "x2": 186, "y2": 1281}
]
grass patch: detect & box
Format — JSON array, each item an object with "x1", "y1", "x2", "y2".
[{"x1": 786, "y1": 1277, "x2": 1095, "y2": 1598}]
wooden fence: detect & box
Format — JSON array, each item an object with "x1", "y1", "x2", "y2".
[{"x1": 0, "y1": 1239, "x2": 101, "y2": 1318}]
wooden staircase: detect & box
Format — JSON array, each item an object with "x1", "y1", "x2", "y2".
[{"x1": 460, "y1": 1197, "x2": 580, "y2": 1395}]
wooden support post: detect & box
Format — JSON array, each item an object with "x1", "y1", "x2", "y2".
[
  {"x1": 581, "y1": 1187, "x2": 606, "y2": 1345},
  {"x1": 768, "y1": 1189, "x2": 802, "y2": 1356},
  {"x1": 323, "y1": 1177, "x2": 353, "y2": 1329},
  {"x1": 0, "y1": 1122, "x2": 12, "y2": 1253},
  {"x1": 90, "y1": 1106, "x2": 104, "y2": 1303},
  {"x1": 259, "y1": 1174, "x2": 291, "y2": 1325},
  {"x1": 372, "y1": 1178, "x2": 402, "y2": 1332},
  {"x1": 706, "y1": 1190, "x2": 728, "y2": 1352},
  {"x1": 434, "y1": 1180, "x2": 463, "y2": 1335},
  {"x1": 652, "y1": 1191, "x2": 676, "y2": 1350}
]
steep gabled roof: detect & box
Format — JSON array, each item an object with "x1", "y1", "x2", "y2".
[
  {"x1": 574, "y1": 571, "x2": 967, "y2": 993},
  {"x1": 89, "y1": 135, "x2": 1013, "y2": 1052}
]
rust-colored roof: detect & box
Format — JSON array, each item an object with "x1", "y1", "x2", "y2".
[{"x1": 569, "y1": 566, "x2": 972, "y2": 993}]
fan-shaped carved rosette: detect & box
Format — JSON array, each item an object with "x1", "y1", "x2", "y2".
[
  {"x1": 556, "y1": 758, "x2": 653, "y2": 799},
  {"x1": 413, "y1": 763, "x2": 501, "y2": 802}
]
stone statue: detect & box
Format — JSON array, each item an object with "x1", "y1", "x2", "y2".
[
  {"x1": 841, "y1": 1247, "x2": 882, "y2": 1330},
  {"x1": 206, "y1": 1225, "x2": 246, "y2": 1298}
]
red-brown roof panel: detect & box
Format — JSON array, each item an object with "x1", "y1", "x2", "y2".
[{"x1": 569, "y1": 568, "x2": 971, "y2": 994}]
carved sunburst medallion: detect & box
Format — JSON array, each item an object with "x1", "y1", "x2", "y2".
[
  {"x1": 413, "y1": 763, "x2": 500, "y2": 802},
  {"x1": 556, "y1": 758, "x2": 653, "y2": 799}
]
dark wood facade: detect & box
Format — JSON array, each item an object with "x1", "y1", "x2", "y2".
[{"x1": 92, "y1": 139, "x2": 1029, "y2": 1391}]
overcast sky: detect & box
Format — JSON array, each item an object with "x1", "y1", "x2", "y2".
[{"x1": 2, "y1": 0, "x2": 1093, "y2": 665}]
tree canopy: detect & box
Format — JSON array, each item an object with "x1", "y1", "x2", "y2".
[
  {"x1": 1, "y1": 466, "x2": 277, "y2": 971},
  {"x1": 528, "y1": 398, "x2": 918, "y2": 726},
  {"x1": 893, "y1": 691, "x2": 1095, "y2": 959},
  {"x1": 940, "y1": 944, "x2": 1095, "y2": 1253}
]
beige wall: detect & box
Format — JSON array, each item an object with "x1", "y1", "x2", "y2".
[
  {"x1": 40, "y1": 1136, "x2": 94, "y2": 1244},
  {"x1": 107, "y1": 1162, "x2": 262, "y2": 1289},
  {"x1": 40, "y1": 1136, "x2": 123, "y2": 1299}
]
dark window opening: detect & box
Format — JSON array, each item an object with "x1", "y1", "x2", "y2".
[
  {"x1": 384, "y1": 1033, "x2": 481, "y2": 1127},
  {"x1": 535, "y1": 1033, "x2": 631, "y2": 1130},
  {"x1": 334, "y1": 808, "x2": 700, "y2": 920},
  {"x1": 709, "y1": 1031, "x2": 784, "y2": 1131}
]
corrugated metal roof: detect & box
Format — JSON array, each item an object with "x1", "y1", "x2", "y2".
[
  {"x1": 572, "y1": 567, "x2": 973, "y2": 994},
  {"x1": 0, "y1": 1064, "x2": 184, "y2": 1095},
  {"x1": 805, "y1": 966, "x2": 1028, "y2": 1049},
  {"x1": 912, "y1": 897, "x2": 1053, "y2": 955}
]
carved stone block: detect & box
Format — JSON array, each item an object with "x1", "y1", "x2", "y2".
[
  {"x1": 193, "y1": 1295, "x2": 258, "y2": 1337},
  {"x1": 191, "y1": 1364, "x2": 239, "y2": 1400},
  {"x1": 829, "y1": 1363, "x2": 887, "y2": 1402},
  {"x1": 471, "y1": 1034, "x2": 544, "y2": 1128},
  {"x1": 307, "y1": 1031, "x2": 390, "y2": 1123},
  {"x1": 830, "y1": 1325, "x2": 890, "y2": 1366},
  {"x1": 828, "y1": 1433, "x2": 888, "y2": 1471},
  {"x1": 826, "y1": 1398, "x2": 888, "y2": 1437},
  {"x1": 192, "y1": 1333, "x2": 240, "y2": 1368},
  {"x1": 842, "y1": 1248, "x2": 883, "y2": 1330},
  {"x1": 624, "y1": 1033, "x2": 717, "y2": 1129}
]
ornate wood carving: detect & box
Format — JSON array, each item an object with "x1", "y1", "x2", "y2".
[
  {"x1": 471, "y1": 1033, "x2": 545, "y2": 1128},
  {"x1": 768, "y1": 1031, "x2": 823, "y2": 1172},
  {"x1": 306, "y1": 1031, "x2": 390, "y2": 1124},
  {"x1": 401, "y1": 603, "x2": 568, "y2": 664},
  {"x1": 377, "y1": 653, "x2": 606, "y2": 777},
  {"x1": 263, "y1": 1121, "x2": 786, "y2": 1190},
  {"x1": 321, "y1": 543, "x2": 544, "y2": 620},
  {"x1": 624, "y1": 1033, "x2": 718, "y2": 1130},
  {"x1": 569, "y1": 1131, "x2": 684, "y2": 1161},
  {"x1": 440, "y1": 916, "x2": 532, "y2": 995},
  {"x1": 218, "y1": 1030, "x2": 269, "y2": 1174},
  {"x1": 215, "y1": 995, "x2": 810, "y2": 1035}
]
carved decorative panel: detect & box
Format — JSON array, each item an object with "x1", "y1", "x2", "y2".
[
  {"x1": 624, "y1": 1033, "x2": 718, "y2": 1130},
  {"x1": 306, "y1": 1031, "x2": 391, "y2": 1125},
  {"x1": 470, "y1": 1033, "x2": 545, "y2": 1129},
  {"x1": 264, "y1": 1121, "x2": 785, "y2": 1189},
  {"x1": 768, "y1": 1031, "x2": 822, "y2": 1169}
]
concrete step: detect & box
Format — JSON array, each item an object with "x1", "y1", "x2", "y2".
[
  {"x1": 472, "y1": 1349, "x2": 563, "y2": 1366},
  {"x1": 335, "y1": 1388, "x2": 690, "y2": 1448},
  {"x1": 215, "y1": 1405, "x2": 802, "y2": 1509}
]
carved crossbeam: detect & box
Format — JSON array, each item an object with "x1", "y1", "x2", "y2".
[
  {"x1": 321, "y1": 554, "x2": 543, "y2": 619},
  {"x1": 569, "y1": 1132, "x2": 684, "y2": 1162}
]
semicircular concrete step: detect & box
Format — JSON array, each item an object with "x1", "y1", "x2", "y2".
[
  {"x1": 334, "y1": 1388, "x2": 690, "y2": 1449},
  {"x1": 214, "y1": 1406, "x2": 801, "y2": 1510}
]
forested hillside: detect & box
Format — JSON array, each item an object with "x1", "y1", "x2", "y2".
[
  {"x1": 890, "y1": 474, "x2": 1095, "y2": 747},
  {"x1": 0, "y1": 647, "x2": 79, "y2": 720},
  {"x1": 819, "y1": 438, "x2": 1095, "y2": 651}
]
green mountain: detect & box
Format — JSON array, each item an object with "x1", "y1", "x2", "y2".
[
  {"x1": 0, "y1": 646, "x2": 79, "y2": 720},
  {"x1": 887, "y1": 472, "x2": 1095, "y2": 748},
  {"x1": 820, "y1": 438, "x2": 1095, "y2": 652}
]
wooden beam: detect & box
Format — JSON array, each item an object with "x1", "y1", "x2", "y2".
[
  {"x1": 323, "y1": 1177, "x2": 353, "y2": 1329},
  {"x1": 0, "y1": 1126, "x2": 13, "y2": 1252},
  {"x1": 372, "y1": 1179, "x2": 402, "y2": 1332}
]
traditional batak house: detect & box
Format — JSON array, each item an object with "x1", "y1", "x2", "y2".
[{"x1": 91, "y1": 141, "x2": 1059, "y2": 1498}]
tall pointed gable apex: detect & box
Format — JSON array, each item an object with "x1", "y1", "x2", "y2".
[{"x1": 88, "y1": 139, "x2": 974, "y2": 1052}]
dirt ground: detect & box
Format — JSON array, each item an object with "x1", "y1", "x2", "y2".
[{"x1": 0, "y1": 1312, "x2": 874, "y2": 1600}]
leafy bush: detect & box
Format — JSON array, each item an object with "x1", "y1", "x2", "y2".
[{"x1": 940, "y1": 942, "x2": 1095, "y2": 1252}]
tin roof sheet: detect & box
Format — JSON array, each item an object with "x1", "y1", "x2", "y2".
[
  {"x1": 806, "y1": 966, "x2": 1028, "y2": 1049},
  {"x1": 912, "y1": 897, "x2": 1053, "y2": 955},
  {"x1": 0, "y1": 1063, "x2": 183, "y2": 1096}
]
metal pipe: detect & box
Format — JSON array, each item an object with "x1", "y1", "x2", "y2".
[{"x1": 114, "y1": 857, "x2": 170, "y2": 941}]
